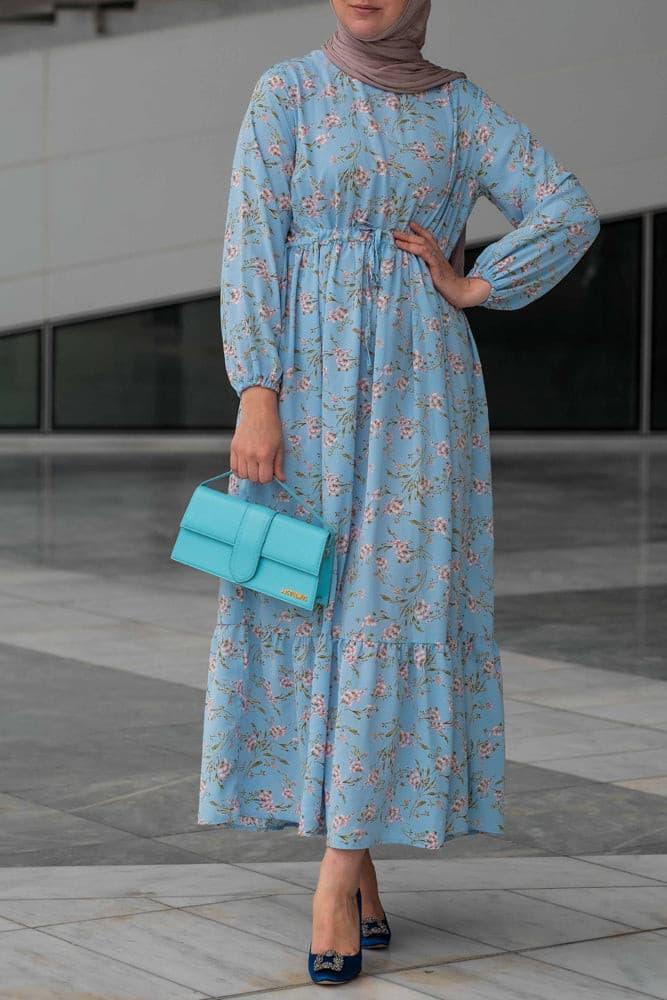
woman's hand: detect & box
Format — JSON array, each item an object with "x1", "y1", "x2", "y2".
[
  {"x1": 393, "y1": 221, "x2": 492, "y2": 309},
  {"x1": 231, "y1": 385, "x2": 286, "y2": 484}
]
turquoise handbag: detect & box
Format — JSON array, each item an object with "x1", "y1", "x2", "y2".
[{"x1": 170, "y1": 470, "x2": 336, "y2": 611}]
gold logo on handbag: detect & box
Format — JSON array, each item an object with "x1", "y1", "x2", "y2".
[{"x1": 281, "y1": 587, "x2": 308, "y2": 601}]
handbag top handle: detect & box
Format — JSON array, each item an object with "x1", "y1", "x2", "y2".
[{"x1": 198, "y1": 469, "x2": 329, "y2": 529}]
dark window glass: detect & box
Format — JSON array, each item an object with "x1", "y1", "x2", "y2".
[
  {"x1": 652, "y1": 211, "x2": 667, "y2": 430},
  {"x1": 53, "y1": 297, "x2": 238, "y2": 430},
  {"x1": 0, "y1": 330, "x2": 40, "y2": 429},
  {"x1": 465, "y1": 216, "x2": 642, "y2": 430}
]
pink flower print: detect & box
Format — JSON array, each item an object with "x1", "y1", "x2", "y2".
[
  {"x1": 412, "y1": 141, "x2": 432, "y2": 163},
  {"x1": 224, "y1": 243, "x2": 239, "y2": 263},
  {"x1": 427, "y1": 392, "x2": 444, "y2": 409},
  {"x1": 360, "y1": 543, "x2": 373, "y2": 561},
  {"x1": 375, "y1": 158, "x2": 389, "y2": 175},
  {"x1": 435, "y1": 754, "x2": 451, "y2": 772},
  {"x1": 376, "y1": 555, "x2": 389, "y2": 575},
  {"x1": 325, "y1": 473, "x2": 344, "y2": 497},
  {"x1": 377, "y1": 292, "x2": 390, "y2": 312},
  {"x1": 430, "y1": 517, "x2": 449, "y2": 535},
  {"x1": 353, "y1": 166, "x2": 371, "y2": 187},
  {"x1": 407, "y1": 769, "x2": 422, "y2": 789},
  {"x1": 216, "y1": 759, "x2": 232, "y2": 783},
  {"x1": 392, "y1": 539, "x2": 412, "y2": 564},
  {"x1": 367, "y1": 768, "x2": 380, "y2": 787},
  {"x1": 398, "y1": 416, "x2": 414, "y2": 439},
  {"x1": 296, "y1": 621, "x2": 313, "y2": 637},
  {"x1": 331, "y1": 190, "x2": 342, "y2": 208},
  {"x1": 472, "y1": 478, "x2": 489, "y2": 494},
  {"x1": 306, "y1": 415, "x2": 321, "y2": 438},
  {"x1": 447, "y1": 352, "x2": 465, "y2": 375},
  {"x1": 334, "y1": 347, "x2": 353, "y2": 370},
  {"x1": 298, "y1": 291, "x2": 316, "y2": 314},
  {"x1": 311, "y1": 694, "x2": 326, "y2": 718},
  {"x1": 324, "y1": 112, "x2": 342, "y2": 127},
  {"x1": 384, "y1": 497, "x2": 404, "y2": 516},
  {"x1": 459, "y1": 129, "x2": 471, "y2": 149},
  {"x1": 426, "y1": 316, "x2": 441, "y2": 333},
  {"x1": 451, "y1": 796, "x2": 466, "y2": 814},
  {"x1": 350, "y1": 759, "x2": 364, "y2": 773},
  {"x1": 267, "y1": 74, "x2": 285, "y2": 90},
  {"x1": 414, "y1": 182, "x2": 433, "y2": 200},
  {"x1": 373, "y1": 678, "x2": 388, "y2": 698},
  {"x1": 413, "y1": 602, "x2": 430, "y2": 623},
  {"x1": 370, "y1": 418, "x2": 383, "y2": 436},
  {"x1": 569, "y1": 222, "x2": 585, "y2": 237},
  {"x1": 475, "y1": 124, "x2": 491, "y2": 145},
  {"x1": 350, "y1": 98, "x2": 372, "y2": 114},
  {"x1": 479, "y1": 740, "x2": 494, "y2": 759},
  {"x1": 385, "y1": 94, "x2": 400, "y2": 110},
  {"x1": 323, "y1": 429, "x2": 337, "y2": 448},
  {"x1": 341, "y1": 688, "x2": 363, "y2": 706},
  {"x1": 387, "y1": 806, "x2": 402, "y2": 823},
  {"x1": 244, "y1": 733, "x2": 258, "y2": 751},
  {"x1": 424, "y1": 831, "x2": 440, "y2": 850},
  {"x1": 467, "y1": 595, "x2": 478, "y2": 613},
  {"x1": 343, "y1": 641, "x2": 359, "y2": 665},
  {"x1": 382, "y1": 622, "x2": 401, "y2": 641},
  {"x1": 395, "y1": 374, "x2": 409, "y2": 391},
  {"x1": 361, "y1": 803, "x2": 376, "y2": 821},
  {"x1": 328, "y1": 305, "x2": 349, "y2": 324},
  {"x1": 399, "y1": 730, "x2": 412, "y2": 747},
  {"x1": 331, "y1": 813, "x2": 351, "y2": 831},
  {"x1": 535, "y1": 181, "x2": 557, "y2": 201},
  {"x1": 258, "y1": 790, "x2": 276, "y2": 813}
]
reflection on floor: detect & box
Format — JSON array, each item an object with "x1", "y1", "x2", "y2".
[{"x1": 0, "y1": 436, "x2": 666, "y2": 998}]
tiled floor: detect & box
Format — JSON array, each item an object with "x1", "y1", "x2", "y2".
[{"x1": 0, "y1": 435, "x2": 666, "y2": 996}]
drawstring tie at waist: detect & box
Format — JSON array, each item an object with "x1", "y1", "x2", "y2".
[{"x1": 286, "y1": 226, "x2": 391, "y2": 368}]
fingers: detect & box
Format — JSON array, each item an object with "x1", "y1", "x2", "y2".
[{"x1": 274, "y1": 443, "x2": 286, "y2": 482}]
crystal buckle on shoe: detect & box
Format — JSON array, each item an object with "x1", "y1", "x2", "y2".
[
  {"x1": 313, "y1": 950, "x2": 345, "y2": 972},
  {"x1": 362, "y1": 916, "x2": 389, "y2": 936}
]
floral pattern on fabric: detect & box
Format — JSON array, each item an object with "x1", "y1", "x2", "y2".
[{"x1": 198, "y1": 48, "x2": 600, "y2": 849}]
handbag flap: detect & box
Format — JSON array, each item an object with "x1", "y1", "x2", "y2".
[
  {"x1": 180, "y1": 485, "x2": 330, "y2": 576},
  {"x1": 229, "y1": 503, "x2": 276, "y2": 583}
]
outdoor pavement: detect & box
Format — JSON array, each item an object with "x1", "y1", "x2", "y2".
[{"x1": 0, "y1": 434, "x2": 666, "y2": 997}]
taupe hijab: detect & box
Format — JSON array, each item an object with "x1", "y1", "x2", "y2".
[{"x1": 321, "y1": 0, "x2": 468, "y2": 275}]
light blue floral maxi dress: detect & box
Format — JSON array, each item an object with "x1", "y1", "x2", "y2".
[{"x1": 198, "y1": 47, "x2": 600, "y2": 850}]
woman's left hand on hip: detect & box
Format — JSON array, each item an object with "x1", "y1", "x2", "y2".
[{"x1": 393, "y1": 221, "x2": 491, "y2": 309}]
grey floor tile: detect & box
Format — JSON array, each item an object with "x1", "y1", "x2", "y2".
[
  {"x1": 0, "y1": 928, "x2": 207, "y2": 999},
  {"x1": 531, "y1": 747, "x2": 667, "y2": 784},
  {"x1": 575, "y1": 855, "x2": 667, "y2": 882},
  {"x1": 0, "y1": 863, "x2": 305, "y2": 900},
  {"x1": 525, "y1": 929, "x2": 667, "y2": 997},
  {"x1": 496, "y1": 584, "x2": 667, "y2": 680},
  {"x1": 0, "y1": 897, "x2": 168, "y2": 928},
  {"x1": 514, "y1": 885, "x2": 667, "y2": 931},
  {"x1": 376, "y1": 888, "x2": 632, "y2": 950},
  {"x1": 507, "y1": 724, "x2": 667, "y2": 764},
  {"x1": 0, "y1": 917, "x2": 23, "y2": 932},
  {"x1": 380, "y1": 950, "x2": 655, "y2": 999},
  {"x1": 238, "y1": 857, "x2": 660, "y2": 892},
  {"x1": 505, "y1": 774, "x2": 667, "y2": 854},
  {"x1": 46, "y1": 907, "x2": 307, "y2": 995}
]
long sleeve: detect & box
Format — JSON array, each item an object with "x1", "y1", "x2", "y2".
[
  {"x1": 459, "y1": 81, "x2": 601, "y2": 310},
  {"x1": 220, "y1": 66, "x2": 295, "y2": 396}
]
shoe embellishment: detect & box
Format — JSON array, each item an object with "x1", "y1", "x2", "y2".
[
  {"x1": 361, "y1": 916, "x2": 389, "y2": 937},
  {"x1": 312, "y1": 950, "x2": 345, "y2": 972}
]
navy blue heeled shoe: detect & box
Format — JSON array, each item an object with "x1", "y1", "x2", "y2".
[
  {"x1": 361, "y1": 907, "x2": 392, "y2": 949},
  {"x1": 307, "y1": 888, "x2": 362, "y2": 986}
]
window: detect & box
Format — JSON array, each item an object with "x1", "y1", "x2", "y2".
[
  {"x1": 0, "y1": 330, "x2": 40, "y2": 429},
  {"x1": 465, "y1": 216, "x2": 642, "y2": 431}
]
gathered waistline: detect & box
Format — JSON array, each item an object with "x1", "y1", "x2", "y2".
[{"x1": 286, "y1": 226, "x2": 397, "y2": 248}]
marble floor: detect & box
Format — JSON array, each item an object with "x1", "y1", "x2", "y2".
[{"x1": 0, "y1": 433, "x2": 666, "y2": 997}]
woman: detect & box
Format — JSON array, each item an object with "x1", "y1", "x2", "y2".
[{"x1": 199, "y1": 0, "x2": 601, "y2": 984}]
